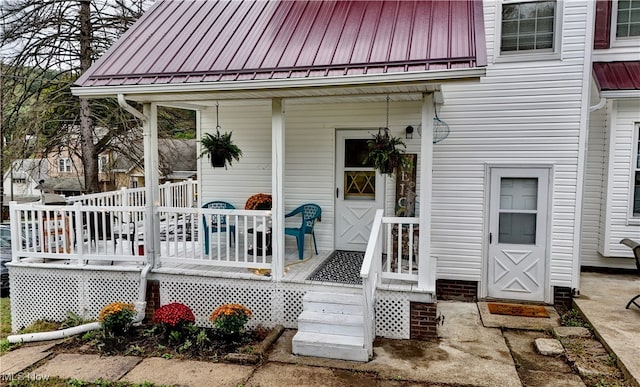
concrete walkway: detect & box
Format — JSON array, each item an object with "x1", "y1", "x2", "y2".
[
  {"x1": 1, "y1": 278, "x2": 638, "y2": 386},
  {"x1": 574, "y1": 271, "x2": 640, "y2": 386}
]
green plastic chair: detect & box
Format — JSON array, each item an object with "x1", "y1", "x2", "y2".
[
  {"x1": 285, "y1": 203, "x2": 321, "y2": 260},
  {"x1": 202, "y1": 201, "x2": 235, "y2": 254}
]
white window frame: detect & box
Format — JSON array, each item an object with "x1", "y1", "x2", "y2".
[
  {"x1": 610, "y1": 0, "x2": 640, "y2": 48},
  {"x1": 494, "y1": 0, "x2": 563, "y2": 62},
  {"x1": 98, "y1": 155, "x2": 108, "y2": 173},
  {"x1": 630, "y1": 123, "x2": 640, "y2": 223},
  {"x1": 58, "y1": 157, "x2": 72, "y2": 173}
]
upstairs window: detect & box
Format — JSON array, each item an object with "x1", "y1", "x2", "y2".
[
  {"x1": 58, "y1": 158, "x2": 72, "y2": 173},
  {"x1": 616, "y1": 0, "x2": 640, "y2": 38},
  {"x1": 500, "y1": 0, "x2": 556, "y2": 54}
]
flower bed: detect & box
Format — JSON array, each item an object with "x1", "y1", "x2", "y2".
[{"x1": 52, "y1": 302, "x2": 284, "y2": 364}]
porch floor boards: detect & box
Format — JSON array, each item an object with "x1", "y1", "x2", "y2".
[{"x1": 17, "y1": 238, "x2": 417, "y2": 291}]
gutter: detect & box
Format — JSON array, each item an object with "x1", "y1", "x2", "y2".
[
  {"x1": 71, "y1": 68, "x2": 487, "y2": 99},
  {"x1": 589, "y1": 96, "x2": 607, "y2": 112}
]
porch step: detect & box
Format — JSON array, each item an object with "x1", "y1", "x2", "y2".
[
  {"x1": 292, "y1": 331, "x2": 368, "y2": 362},
  {"x1": 293, "y1": 291, "x2": 369, "y2": 362},
  {"x1": 297, "y1": 310, "x2": 364, "y2": 336},
  {"x1": 302, "y1": 291, "x2": 363, "y2": 315}
]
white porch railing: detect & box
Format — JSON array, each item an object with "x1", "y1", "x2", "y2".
[
  {"x1": 361, "y1": 211, "x2": 421, "y2": 357},
  {"x1": 66, "y1": 179, "x2": 198, "y2": 208},
  {"x1": 157, "y1": 206, "x2": 273, "y2": 271},
  {"x1": 10, "y1": 202, "x2": 148, "y2": 265},
  {"x1": 360, "y1": 209, "x2": 384, "y2": 359},
  {"x1": 381, "y1": 216, "x2": 420, "y2": 282}
]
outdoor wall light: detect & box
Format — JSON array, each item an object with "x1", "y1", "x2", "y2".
[{"x1": 405, "y1": 125, "x2": 414, "y2": 139}]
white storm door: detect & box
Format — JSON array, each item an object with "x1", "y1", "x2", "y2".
[
  {"x1": 488, "y1": 168, "x2": 549, "y2": 301},
  {"x1": 335, "y1": 130, "x2": 384, "y2": 251}
]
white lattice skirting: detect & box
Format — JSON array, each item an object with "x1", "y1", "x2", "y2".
[
  {"x1": 9, "y1": 265, "x2": 141, "y2": 332},
  {"x1": 9, "y1": 266, "x2": 423, "y2": 339}
]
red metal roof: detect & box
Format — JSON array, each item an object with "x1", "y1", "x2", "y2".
[
  {"x1": 593, "y1": 61, "x2": 640, "y2": 91},
  {"x1": 76, "y1": 0, "x2": 487, "y2": 88}
]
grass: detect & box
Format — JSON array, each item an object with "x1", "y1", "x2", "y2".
[{"x1": 1, "y1": 296, "x2": 10, "y2": 339}]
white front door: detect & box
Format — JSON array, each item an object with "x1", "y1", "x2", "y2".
[
  {"x1": 487, "y1": 167, "x2": 550, "y2": 301},
  {"x1": 335, "y1": 130, "x2": 385, "y2": 251}
]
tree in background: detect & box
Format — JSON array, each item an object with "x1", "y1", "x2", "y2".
[{"x1": 0, "y1": 0, "x2": 193, "y2": 196}]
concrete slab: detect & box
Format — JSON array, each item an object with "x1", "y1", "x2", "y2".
[
  {"x1": 267, "y1": 302, "x2": 522, "y2": 387},
  {"x1": 0, "y1": 343, "x2": 56, "y2": 376},
  {"x1": 121, "y1": 357, "x2": 254, "y2": 387},
  {"x1": 503, "y1": 330, "x2": 572, "y2": 373},
  {"x1": 575, "y1": 272, "x2": 640, "y2": 386},
  {"x1": 477, "y1": 302, "x2": 561, "y2": 330},
  {"x1": 245, "y1": 362, "x2": 410, "y2": 387},
  {"x1": 518, "y1": 370, "x2": 586, "y2": 387},
  {"x1": 33, "y1": 354, "x2": 141, "y2": 382}
]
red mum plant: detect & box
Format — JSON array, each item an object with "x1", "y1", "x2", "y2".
[{"x1": 153, "y1": 303, "x2": 196, "y2": 327}]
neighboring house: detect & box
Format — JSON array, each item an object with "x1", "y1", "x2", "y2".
[
  {"x1": 106, "y1": 139, "x2": 197, "y2": 189},
  {"x1": 2, "y1": 159, "x2": 48, "y2": 201},
  {"x1": 580, "y1": 0, "x2": 640, "y2": 270},
  {"x1": 8, "y1": 0, "x2": 639, "y2": 362}
]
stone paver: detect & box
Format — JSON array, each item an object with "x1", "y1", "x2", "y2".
[
  {"x1": 121, "y1": 357, "x2": 254, "y2": 387},
  {"x1": 33, "y1": 354, "x2": 141, "y2": 382},
  {"x1": 553, "y1": 326, "x2": 591, "y2": 338},
  {"x1": 0, "y1": 343, "x2": 56, "y2": 376},
  {"x1": 503, "y1": 330, "x2": 572, "y2": 373},
  {"x1": 535, "y1": 338, "x2": 564, "y2": 356}
]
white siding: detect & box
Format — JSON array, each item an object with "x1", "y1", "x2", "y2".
[
  {"x1": 582, "y1": 100, "x2": 639, "y2": 268},
  {"x1": 599, "y1": 100, "x2": 640, "y2": 262},
  {"x1": 197, "y1": 1, "x2": 592, "y2": 293},
  {"x1": 199, "y1": 100, "x2": 422, "y2": 253},
  {"x1": 426, "y1": 0, "x2": 591, "y2": 287}
]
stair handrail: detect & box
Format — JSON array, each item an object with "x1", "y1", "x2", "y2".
[{"x1": 360, "y1": 209, "x2": 384, "y2": 359}]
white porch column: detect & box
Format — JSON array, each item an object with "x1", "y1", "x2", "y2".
[
  {"x1": 143, "y1": 103, "x2": 160, "y2": 268},
  {"x1": 418, "y1": 93, "x2": 435, "y2": 292},
  {"x1": 271, "y1": 98, "x2": 285, "y2": 281}
]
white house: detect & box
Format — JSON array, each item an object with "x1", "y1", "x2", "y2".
[{"x1": 8, "y1": 0, "x2": 639, "y2": 362}]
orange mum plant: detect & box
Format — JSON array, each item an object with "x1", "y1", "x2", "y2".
[
  {"x1": 245, "y1": 193, "x2": 272, "y2": 210},
  {"x1": 209, "y1": 303, "x2": 252, "y2": 335}
]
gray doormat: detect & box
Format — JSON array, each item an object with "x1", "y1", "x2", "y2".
[{"x1": 307, "y1": 250, "x2": 364, "y2": 285}]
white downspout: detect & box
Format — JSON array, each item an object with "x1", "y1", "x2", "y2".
[
  {"x1": 589, "y1": 96, "x2": 606, "y2": 112},
  {"x1": 7, "y1": 302, "x2": 146, "y2": 344}
]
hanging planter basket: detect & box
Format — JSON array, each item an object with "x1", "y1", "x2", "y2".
[{"x1": 199, "y1": 102, "x2": 243, "y2": 169}]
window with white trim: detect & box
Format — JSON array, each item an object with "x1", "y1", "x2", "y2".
[
  {"x1": 633, "y1": 124, "x2": 640, "y2": 217},
  {"x1": 500, "y1": 0, "x2": 557, "y2": 54},
  {"x1": 58, "y1": 157, "x2": 71, "y2": 173},
  {"x1": 98, "y1": 155, "x2": 108, "y2": 173},
  {"x1": 616, "y1": 0, "x2": 640, "y2": 38}
]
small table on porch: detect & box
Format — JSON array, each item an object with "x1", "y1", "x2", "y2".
[{"x1": 248, "y1": 225, "x2": 272, "y2": 256}]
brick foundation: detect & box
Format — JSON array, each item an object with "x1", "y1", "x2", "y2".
[
  {"x1": 145, "y1": 280, "x2": 161, "y2": 321},
  {"x1": 410, "y1": 302, "x2": 438, "y2": 340},
  {"x1": 553, "y1": 286, "x2": 572, "y2": 313},
  {"x1": 436, "y1": 279, "x2": 478, "y2": 302}
]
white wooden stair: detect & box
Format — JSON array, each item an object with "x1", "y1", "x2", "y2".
[{"x1": 292, "y1": 290, "x2": 369, "y2": 362}]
